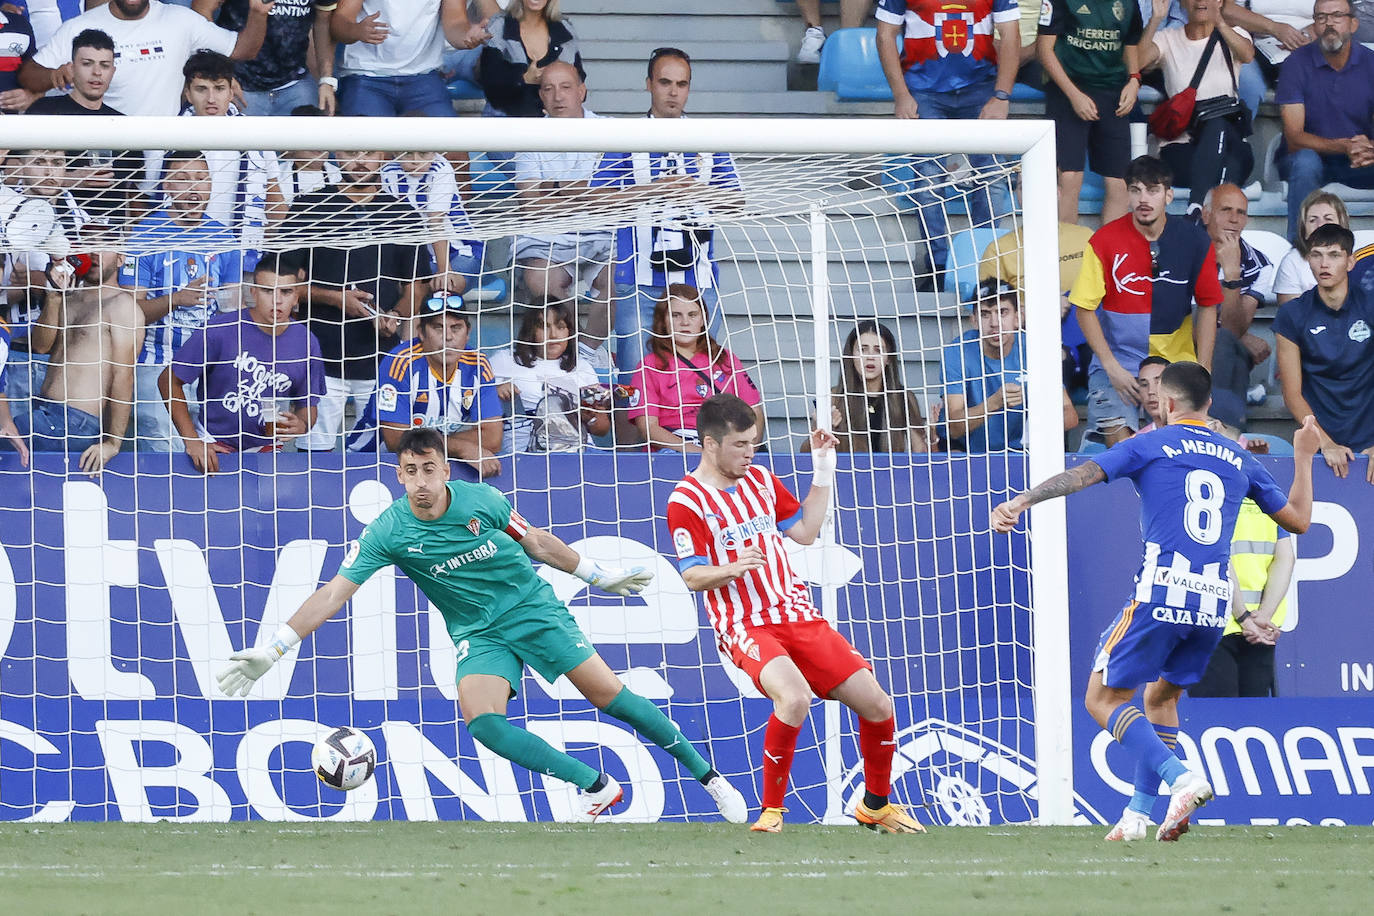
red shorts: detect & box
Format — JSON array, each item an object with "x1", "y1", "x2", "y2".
[{"x1": 725, "y1": 617, "x2": 871, "y2": 699}]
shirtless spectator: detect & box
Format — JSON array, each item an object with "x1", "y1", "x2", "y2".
[{"x1": 11, "y1": 245, "x2": 142, "y2": 471}]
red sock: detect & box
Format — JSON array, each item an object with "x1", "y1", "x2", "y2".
[
  {"x1": 760, "y1": 715, "x2": 802, "y2": 809},
  {"x1": 859, "y1": 716, "x2": 896, "y2": 799}
]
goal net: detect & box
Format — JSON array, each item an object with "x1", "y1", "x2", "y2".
[{"x1": 0, "y1": 116, "x2": 1083, "y2": 826}]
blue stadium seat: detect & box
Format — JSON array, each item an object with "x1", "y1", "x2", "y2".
[
  {"x1": 818, "y1": 28, "x2": 891, "y2": 101},
  {"x1": 944, "y1": 226, "x2": 1003, "y2": 302},
  {"x1": 445, "y1": 78, "x2": 484, "y2": 101},
  {"x1": 1010, "y1": 82, "x2": 1045, "y2": 102},
  {"x1": 1244, "y1": 433, "x2": 1293, "y2": 456},
  {"x1": 467, "y1": 275, "x2": 509, "y2": 303}
]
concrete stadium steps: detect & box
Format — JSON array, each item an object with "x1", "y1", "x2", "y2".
[{"x1": 581, "y1": 41, "x2": 792, "y2": 95}]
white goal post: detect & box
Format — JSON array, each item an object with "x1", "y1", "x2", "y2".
[{"x1": 1, "y1": 116, "x2": 1073, "y2": 825}]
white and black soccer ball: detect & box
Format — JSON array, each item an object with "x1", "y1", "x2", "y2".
[{"x1": 312, "y1": 726, "x2": 377, "y2": 791}]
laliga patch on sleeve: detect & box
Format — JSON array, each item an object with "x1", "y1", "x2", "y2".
[
  {"x1": 341, "y1": 540, "x2": 361, "y2": 569},
  {"x1": 378, "y1": 384, "x2": 398, "y2": 413},
  {"x1": 1038, "y1": 0, "x2": 1052, "y2": 26},
  {"x1": 673, "y1": 527, "x2": 695, "y2": 559}
]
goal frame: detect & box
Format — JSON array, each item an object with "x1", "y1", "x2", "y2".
[{"x1": 5, "y1": 115, "x2": 1072, "y2": 825}]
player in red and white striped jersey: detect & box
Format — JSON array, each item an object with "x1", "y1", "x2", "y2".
[{"x1": 666, "y1": 394, "x2": 925, "y2": 835}]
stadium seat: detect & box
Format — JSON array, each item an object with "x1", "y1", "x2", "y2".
[
  {"x1": 943, "y1": 226, "x2": 1002, "y2": 303},
  {"x1": 445, "y1": 78, "x2": 484, "y2": 101},
  {"x1": 1242, "y1": 228, "x2": 1292, "y2": 268},
  {"x1": 467, "y1": 275, "x2": 509, "y2": 303},
  {"x1": 1009, "y1": 82, "x2": 1044, "y2": 102},
  {"x1": 818, "y1": 28, "x2": 891, "y2": 101}
]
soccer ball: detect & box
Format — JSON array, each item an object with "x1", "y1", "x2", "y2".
[{"x1": 311, "y1": 726, "x2": 377, "y2": 791}]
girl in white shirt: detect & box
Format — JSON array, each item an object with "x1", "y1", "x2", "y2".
[{"x1": 489, "y1": 301, "x2": 609, "y2": 453}]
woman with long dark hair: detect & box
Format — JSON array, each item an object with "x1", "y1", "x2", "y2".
[{"x1": 824, "y1": 320, "x2": 931, "y2": 453}]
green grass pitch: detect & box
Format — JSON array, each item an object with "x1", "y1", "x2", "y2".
[{"x1": 1, "y1": 823, "x2": 1369, "y2": 915}]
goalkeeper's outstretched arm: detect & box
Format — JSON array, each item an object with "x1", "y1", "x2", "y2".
[
  {"x1": 519, "y1": 526, "x2": 653, "y2": 597},
  {"x1": 215, "y1": 575, "x2": 360, "y2": 696}
]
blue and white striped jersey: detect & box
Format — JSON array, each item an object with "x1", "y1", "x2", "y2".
[{"x1": 1092, "y1": 419, "x2": 1288, "y2": 615}]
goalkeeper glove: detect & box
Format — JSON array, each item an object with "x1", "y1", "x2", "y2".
[
  {"x1": 573, "y1": 557, "x2": 653, "y2": 596},
  {"x1": 215, "y1": 625, "x2": 300, "y2": 697}
]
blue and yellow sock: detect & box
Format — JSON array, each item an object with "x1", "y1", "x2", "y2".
[
  {"x1": 1127, "y1": 723, "x2": 1178, "y2": 816},
  {"x1": 1107, "y1": 704, "x2": 1188, "y2": 790}
]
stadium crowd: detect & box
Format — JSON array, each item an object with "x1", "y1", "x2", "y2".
[{"x1": 0, "y1": 0, "x2": 1371, "y2": 498}]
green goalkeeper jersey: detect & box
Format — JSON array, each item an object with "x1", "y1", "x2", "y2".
[{"x1": 337, "y1": 480, "x2": 562, "y2": 641}]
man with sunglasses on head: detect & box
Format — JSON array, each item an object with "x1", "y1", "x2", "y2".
[
  {"x1": 590, "y1": 47, "x2": 743, "y2": 377},
  {"x1": 1070, "y1": 155, "x2": 1222, "y2": 446},
  {"x1": 354, "y1": 292, "x2": 503, "y2": 477}
]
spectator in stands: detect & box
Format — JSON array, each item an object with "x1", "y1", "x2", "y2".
[
  {"x1": 1070, "y1": 156, "x2": 1222, "y2": 445},
  {"x1": 1140, "y1": 0, "x2": 1256, "y2": 213},
  {"x1": 794, "y1": 0, "x2": 869, "y2": 64},
  {"x1": 489, "y1": 302, "x2": 609, "y2": 453},
  {"x1": 193, "y1": 0, "x2": 338, "y2": 116},
  {"x1": 120, "y1": 150, "x2": 243, "y2": 451},
  {"x1": 1274, "y1": 223, "x2": 1374, "y2": 480},
  {"x1": 478, "y1": 0, "x2": 583, "y2": 118},
  {"x1": 944, "y1": 280, "x2": 1077, "y2": 451},
  {"x1": 627, "y1": 283, "x2": 762, "y2": 453},
  {"x1": 382, "y1": 151, "x2": 481, "y2": 300},
  {"x1": 1190, "y1": 431, "x2": 1294, "y2": 697},
  {"x1": 281, "y1": 149, "x2": 429, "y2": 453},
  {"x1": 179, "y1": 50, "x2": 285, "y2": 270},
  {"x1": 275, "y1": 104, "x2": 342, "y2": 205},
  {"x1": 1037, "y1": 0, "x2": 1144, "y2": 223},
  {"x1": 824, "y1": 319, "x2": 931, "y2": 453},
  {"x1": 162, "y1": 253, "x2": 323, "y2": 472},
  {"x1": 978, "y1": 182, "x2": 1095, "y2": 392},
  {"x1": 2, "y1": 149, "x2": 90, "y2": 409},
  {"x1": 25, "y1": 30, "x2": 135, "y2": 221},
  {"x1": 1134, "y1": 354, "x2": 1170, "y2": 432},
  {"x1": 1275, "y1": 189, "x2": 1349, "y2": 304},
  {"x1": 876, "y1": 0, "x2": 1020, "y2": 289},
  {"x1": 591, "y1": 48, "x2": 742, "y2": 375},
  {"x1": 331, "y1": 0, "x2": 489, "y2": 117},
  {"x1": 1275, "y1": 0, "x2": 1374, "y2": 239},
  {"x1": 371, "y1": 294, "x2": 503, "y2": 475},
  {"x1": 23, "y1": 0, "x2": 270, "y2": 117},
  {"x1": 0, "y1": 312, "x2": 25, "y2": 465},
  {"x1": 1202, "y1": 182, "x2": 1274, "y2": 428},
  {"x1": 512, "y1": 62, "x2": 612, "y2": 348},
  {"x1": 0, "y1": 2, "x2": 39, "y2": 113},
  {"x1": 4, "y1": 245, "x2": 139, "y2": 469}
]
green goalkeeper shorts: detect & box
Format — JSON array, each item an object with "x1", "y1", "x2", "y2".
[{"x1": 452, "y1": 602, "x2": 596, "y2": 696}]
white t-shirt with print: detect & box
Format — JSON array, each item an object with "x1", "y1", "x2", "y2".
[
  {"x1": 1274, "y1": 246, "x2": 1316, "y2": 298},
  {"x1": 488, "y1": 349, "x2": 598, "y2": 453},
  {"x1": 35, "y1": 1, "x2": 238, "y2": 116},
  {"x1": 339, "y1": 0, "x2": 445, "y2": 77}
]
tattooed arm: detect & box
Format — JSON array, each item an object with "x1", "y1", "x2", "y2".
[{"x1": 990, "y1": 461, "x2": 1107, "y2": 532}]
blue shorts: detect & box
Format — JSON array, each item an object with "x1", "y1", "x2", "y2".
[{"x1": 1091, "y1": 599, "x2": 1227, "y2": 689}]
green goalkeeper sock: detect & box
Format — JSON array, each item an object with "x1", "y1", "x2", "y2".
[
  {"x1": 603, "y1": 686, "x2": 712, "y2": 780},
  {"x1": 467, "y1": 713, "x2": 599, "y2": 790}
]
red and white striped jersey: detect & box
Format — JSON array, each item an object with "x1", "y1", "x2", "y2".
[{"x1": 666, "y1": 465, "x2": 821, "y2": 641}]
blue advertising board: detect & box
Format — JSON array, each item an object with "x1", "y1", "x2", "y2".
[{"x1": 0, "y1": 452, "x2": 1369, "y2": 824}]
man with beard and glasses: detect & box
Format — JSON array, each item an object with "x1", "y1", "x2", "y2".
[
  {"x1": 1275, "y1": 0, "x2": 1374, "y2": 239},
  {"x1": 1070, "y1": 156, "x2": 1222, "y2": 446}
]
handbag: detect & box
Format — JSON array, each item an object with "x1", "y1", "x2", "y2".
[
  {"x1": 1148, "y1": 29, "x2": 1223, "y2": 141},
  {"x1": 1190, "y1": 36, "x2": 1253, "y2": 138}
]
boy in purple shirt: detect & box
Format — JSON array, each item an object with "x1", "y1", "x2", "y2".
[{"x1": 162, "y1": 253, "x2": 324, "y2": 473}]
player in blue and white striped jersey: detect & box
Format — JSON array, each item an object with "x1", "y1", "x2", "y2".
[
  {"x1": 992, "y1": 362, "x2": 1318, "y2": 842},
  {"x1": 120, "y1": 150, "x2": 243, "y2": 452},
  {"x1": 382, "y1": 153, "x2": 484, "y2": 299}
]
